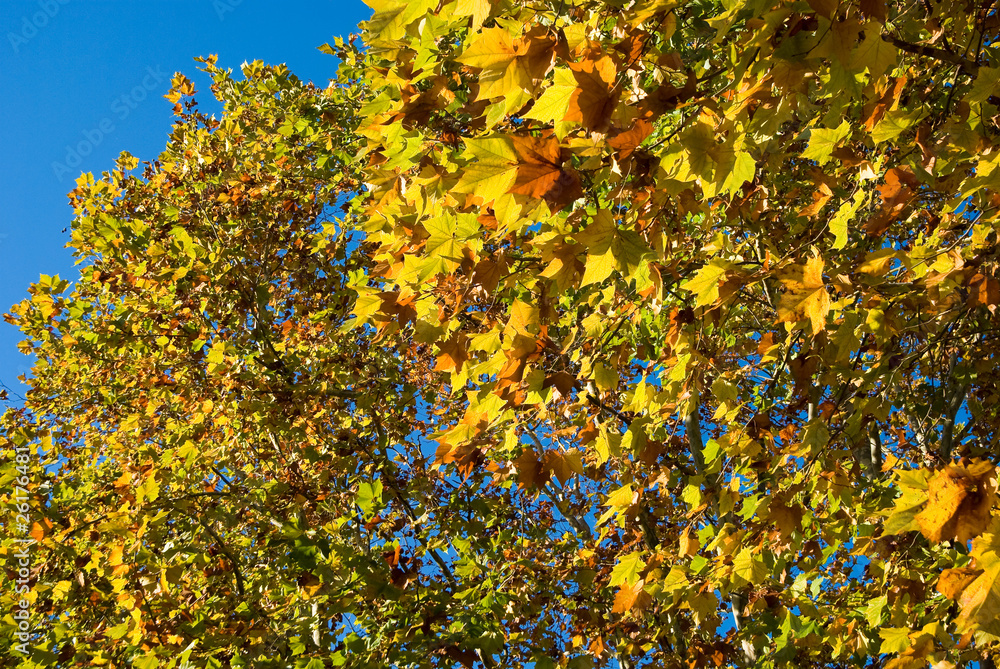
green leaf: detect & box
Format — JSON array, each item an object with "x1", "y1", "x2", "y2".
[
  {"x1": 800, "y1": 121, "x2": 851, "y2": 165},
  {"x1": 357, "y1": 479, "x2": 384, "y2": 514},
  {"x1": 878, "y1": 627, "x2": 912, "y2": 654},
  {"x1": 610, "y1": 552, "x2": 646, "y2": 587}
]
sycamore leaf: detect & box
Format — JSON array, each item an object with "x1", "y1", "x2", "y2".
[
  {"x1": 515, "y1": 449, "x2": 548, "y2": 490},
  {"x1": 612, "y1": 579, "x2": 651, "y2": 613},
  {"x1": 508, "y1": 134, "x2": 582, "y2": 208},
  {"x1": 829, "y1": 189, "x2": 866, "y2": 250},
  {"x1": 800, "y1": 122, "x2": 851, "y2": 165},
  {"x1": 956, "y1": 518, "x2": 1000, "y2": 635},
  {"x1": 883, "y1": 468, "x2": 931, "y2": 536},
  {"x1": 852, "y1": 30, "x2": 898, "y2": 79},
  {"x1": 915, "y1": 460, "x2": 996, "y2": 544},
  {"x1": 524, "y1": 67, "x2": 577, "y2": 126},
  {"x1": 453, "y1": 137, "x2": 518, "y2": 204},
  {"x1": 458, "y1": 26, "x2": 518, "y2": 70},
  {"x1": 776, "y1": 252, "x2": 831, "y2": 335},
  {"x1": 681, "y1": 260, "x2": 732, "y2": 307},
  {"x1": 937, "y1": 567, "x2": 983, "y2": 600},
  {"x1": 879, "y1": 627, "x2": 913, "y2": 655},
  {"x1": 543, "y1": 449, "x2": 584, "y2": 485},
  {"x1": 510, "y1": 135, "x2": 563, "y2": 198},
  {"x1": 679, "y1": 527, "x2": 700, "y2": 556},
  {"x1": 435, "y1": 333, "x2": 470, "y2": 373},
  {"x1": 453, "y1": 0, "x2": 492, "y2": 30},
  {"x1": 732, "y1": 548, "x2": 768, "y2": 586},
  {"x1": 357, "y1": 480, "x2": 384, "y2": 513},
  {"x1": 871, "y1": 107, "x2": 924, "y2": 144},
  {"x1": 566, "y1": 55, "x2": 619, "y2": 132},
  {"x1": 574, "y1": 211, "x2": 652, "y2": 285},
  {"x1": 609, "y1": 552, "x2": 646, "y2": 587},
  {"x1": 606, "y1": 483, "x2": 636, "y2": 509}
]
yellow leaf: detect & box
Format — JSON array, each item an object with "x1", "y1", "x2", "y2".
[
  {"x1": 679, "y1": 527, "x2": 700, "y2": 557},
  {"x1": 682, "y1": 260, "x2": 733, "y2": 307},
  {"x1": 453, "y1": 0, "x2": 492, "y2": 30},
  {"x1": 606, "y1": 483, "x2": 636, "y2": 509},
  {"x1": 776, "y1": 251, "x2": 830, "y2": 335},
  {"x1": 453, "y1": 137, "x2": 518, "y2": 204},
  {"x1": 524, "y1": 67, "x2": 577, "y2": 125},
  {"x1": 915, "y1": 460, "x2": 995, "y2": 544}
]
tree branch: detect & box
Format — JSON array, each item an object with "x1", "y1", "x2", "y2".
[{"x1": 882, "y1": 34, "x2": 980, "y2": 75}]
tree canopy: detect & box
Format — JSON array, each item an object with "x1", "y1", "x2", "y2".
[{"x1": 5, "y1": 0, "x2": 1000, "y2": 667}]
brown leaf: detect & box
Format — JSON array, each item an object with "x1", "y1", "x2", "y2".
[
  {"x1": 515, "y1": 449, "x2": 549, "y2": 489},
  {"x1": 510, "y1": 135, "x2": 564, "y2": 199},
  {"x1": 859, "y1": 0, "x2": 887, "y2": 22},
  {"x1": 566, "y1": 55, "x2": 620, "y2": 133},
  {"x1": 968, "y1": 273, "x2": 1000, "y2": 311},
  {"x1": 543, "y1": 449, "x2": 584, "y2": 485},
  {"x1": 608, "y1": 119, "x2": 653, "y2": 159},
  {"x1": 442, "y1": 646, "x2": 478, "y2": 669}
]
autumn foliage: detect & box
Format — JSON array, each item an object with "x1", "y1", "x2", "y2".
[{"x1": 5, "y1": 0, "x2": 1000, "y2": 667}]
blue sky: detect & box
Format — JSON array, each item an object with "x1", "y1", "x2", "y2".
[{"x1": 0, "y1": 0, "x2": 370, "y2": 400}]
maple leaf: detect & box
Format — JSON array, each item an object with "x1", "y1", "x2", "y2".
[
  {"x1": 955, "y1": 518, "x2": 1000, "y2": 635},
  {"x1": 508, "y1": 134, "x2": 582, "y2": 208},
  {"x1": 937, "y1": 567, "x2": 983, "y2": 600},
  {"x1": 434, "y1": 333, "x2": 470, "y2": 373},
  {"x1": 453, "y1": 0, "x2": 492, "y2": 31},
  {"x1": 453, "y1": 136, "x2": 519, "y2": 204},
  {"x1": 776, "y1": 251, "x2": 831, "y2": 335},
  {"x1": 566, "y1": 55, "x2": 620, "y2": 133},
  {"x1": 915, "y1": 460, "x2": 996, "y2": 544},
  {"x1": 800, "y1": 122, "x2": 851, "y2": 165},
  {"x1": 612, "y1": 579, "x2": 651, "y2": 613}
]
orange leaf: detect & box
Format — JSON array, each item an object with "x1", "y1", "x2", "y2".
[
  {"x1": 612, "y1": 579, "x2": 650, "y2": 613},
  {"x1": 608, "y1": 119, "x2": 653, "y2": 159},
  {"x1": 30, "y1": 519, "x2": 53, "y2": 542},
  {"x1": 435, "y1": 333, "x2": 470, "y2": 373},
  {"x1": 679, "y1": 527, "x2": 700, "y2": 557},
  {"x1": 937, "y1": 567, "x2": 983, "y2": 600},
  {"x1": 968, "y1": 273, "x2": 1000, "y2": 311},
  {"x1": 916, "y1": 461, "x2": 996, "y2": 544},
  {"x1": 509, "y1": 136, "x2": 563, "y2": 199}
]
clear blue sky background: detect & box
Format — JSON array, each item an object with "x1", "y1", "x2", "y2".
[{"x1": 0, "y1": 0, "x2": 370, "y2": 400}]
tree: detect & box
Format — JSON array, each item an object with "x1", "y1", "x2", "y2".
[{"x1": 5, "y1": 0, "x2": 1000, "y2": 666}]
